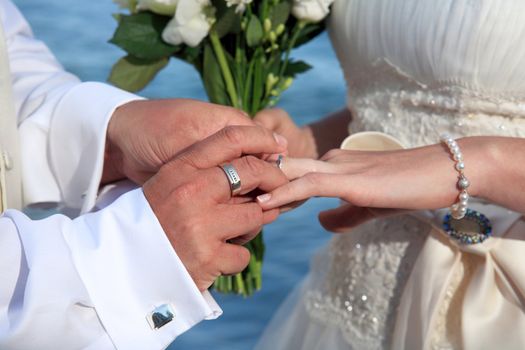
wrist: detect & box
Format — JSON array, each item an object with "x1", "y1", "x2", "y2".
[{"x1": 458, "y1": 136, "x2": 496, "y2": 199}]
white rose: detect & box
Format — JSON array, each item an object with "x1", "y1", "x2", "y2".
[
  {"x1": 291, "y1": 0, "x2": 334, "y2": 23},
  {"x1": 225, "y1": 0, "x2": 253, "y2": 14},
  {"x1": 162, "y1": 0, "x2": 215, "y2": 47},
  {"x1": 137, "y1": 0, "x2": 179, "y2": 16}
]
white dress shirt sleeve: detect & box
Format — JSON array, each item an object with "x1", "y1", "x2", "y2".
[
  {"x1": 0, "y1": 188, "x2": 221, "y2": 350},
  {"x1": 0, "y1": 1, "x2": 222, "y2": 348},
  {"x1": 1, "y1": 0, "x2": 138, "y2": 212}
]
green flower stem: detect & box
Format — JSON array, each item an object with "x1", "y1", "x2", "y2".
[
  {"x1": 278, "y1": 21, "x2": 306, "y2": 80},
  {"x1": 235, "y1": 273, "x2": 246, "y2": 296},
  {"x1": 209, "y1": 31, "x2": 240, "y2": 109},
  {"x1": 243, "y1": 59, "x2": 255, "y2": 114}
]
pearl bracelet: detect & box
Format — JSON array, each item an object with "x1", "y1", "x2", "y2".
[{"x1": 440, "y1": 134, "x2": 470, "y2": 220}]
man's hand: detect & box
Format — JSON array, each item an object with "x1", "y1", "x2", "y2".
[
  {"x1": 143, "y1": 126, "x2": 288, "y2": 291},
  {"x1": 103, "y1": 99, "x2": 255, "y2": 184}
]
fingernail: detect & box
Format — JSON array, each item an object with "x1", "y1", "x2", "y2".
[
  {"x1": 257, "y1": 193, "x2": 272, "y2": 203},
  {"x1": 273, "y1": 133, "x2": 288, "y2": 147}
]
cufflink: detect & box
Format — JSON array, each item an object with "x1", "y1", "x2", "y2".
[{"x1": 147, "y1": 303, "x2": 175, "y2": 330}]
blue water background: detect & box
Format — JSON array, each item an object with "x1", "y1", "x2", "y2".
[{"x1": 14, "y1": 0, "x2": 346, "y2": 348}]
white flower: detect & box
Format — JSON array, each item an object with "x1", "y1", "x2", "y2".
[
  {"x1": 291, "y1": 0, "x2": 334, "y2": 23},
  {"x1": 137, "y1": 0, "x2": 179, "y2": 16},
  {"x1": 225, "y1": 0, "x2": 253, "y2": 14},
  {"x1": 162, "y1": 0, "x2": 215, "y2": 47}
]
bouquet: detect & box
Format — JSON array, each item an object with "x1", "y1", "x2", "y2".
[{"x1": 109, "y1": 0, "x2": 334, "y2": 296}]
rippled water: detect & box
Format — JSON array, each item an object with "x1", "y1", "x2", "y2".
[{"x1": 14, "y1": 0, "x2": 346, "y2": 348}]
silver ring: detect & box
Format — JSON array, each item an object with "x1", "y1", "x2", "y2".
[
  {"x1": 276, "y1": 154, "x2": 284, "y2": 170},
  {"x1": 220, "y1": 164, "x2": 242, "y2": 196}
]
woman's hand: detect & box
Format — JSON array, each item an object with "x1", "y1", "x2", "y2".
[
  {"x1": 255, "y1": 108, "x2": 353, "y2": 160},
  {"x1": 254, "y1": 108, "x2": 318, "y2": 159},
  {"x1": 258, "y1": 137, "x2": 498, "y2": 232}
]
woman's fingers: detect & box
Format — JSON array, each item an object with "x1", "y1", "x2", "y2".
[
  {"x1": 319, "y1": 204, "x2": 410, "y2": 233},
  {"x1": 257, "y1": 173, "x2": 348, "y2": 210},
  {"x1": 278, "y1": 157, "x2": 335, "y2": 180}
]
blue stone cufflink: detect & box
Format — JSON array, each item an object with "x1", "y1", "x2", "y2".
[{"x1": 147, "y1": 303, "x2": 175, "y2": 330}]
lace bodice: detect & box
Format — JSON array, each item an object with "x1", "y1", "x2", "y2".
[
  {"x1": 329, "y1": 0, "x2": 525, "y2": 146},
  {"x1": 304, "y1": 1, "x2": 525, "y2": 349}
]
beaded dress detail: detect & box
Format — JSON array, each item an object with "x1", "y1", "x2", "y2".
[{"x1": 257, "y1": 1, "x2": 525, "y2": 349}]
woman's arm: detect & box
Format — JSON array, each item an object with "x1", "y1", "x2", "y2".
[
  {"x1": 257, "y1": 136, "x2": 525, "y2": 228},
  {"x1": 255, "y1": 108, "x2": 352, "y2": 159}
]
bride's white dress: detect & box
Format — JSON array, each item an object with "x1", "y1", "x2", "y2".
[{"x1": 256, "y1": 1, "x2": 525, "y2": 349}]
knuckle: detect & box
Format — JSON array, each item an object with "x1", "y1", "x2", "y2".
[
  {"x1": 221, "y1": 125, "x2": 245, "y2": 145},
  {"x1": 242, "y1": 205, "x2": 264, "y2": 226},
  {"x1": 178, "y1": 216, "x2": 204, "y2": 240},
  {"x1": 257, "y1": 124, "x2": 274, "y2": 139},
  {"x1": 237, "y1": 247, "x2": 251, "y2": 268},
  {"x1": 241, "y1": 155, "x2": 265, "y2": 175},
  {"x1": 195, "y1": 247, "x2": 214, "y2": 268},
  {"x1": 231, "y1": 108, "x2": 251, "y2": 121},
  {"x1": 171, "y1": 180, "x2": 200, "y2": 203}
]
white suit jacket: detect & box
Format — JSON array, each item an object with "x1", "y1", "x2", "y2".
[{"x1": 0, "y1": 1, "x2": 221, "y2": 349}]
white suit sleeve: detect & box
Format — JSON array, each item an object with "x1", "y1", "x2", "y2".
[
  {"x1": 0, "y1": 1, "x2": 222, "y2": 348},
  {"x1": 1, "y1": 0, "x2": 138, "y2": 212},
  {"x1": 0, "y1": 188, "x2": 221, "y2": 350}
]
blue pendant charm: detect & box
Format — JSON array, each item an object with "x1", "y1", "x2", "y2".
[{"x1": 443, "y1": 209, "x2": 492, "y2": 244}]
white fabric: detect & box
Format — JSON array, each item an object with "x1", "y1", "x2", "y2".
[
  {"x1": 0, "y1": 1, "x2": 221, "y2": 349},
  {"x1": 257, "y1": 0, "x2": 525, "y2": 349},
  {"x1": 0, "y1": 1, "x2": 21, "y2": 211}
]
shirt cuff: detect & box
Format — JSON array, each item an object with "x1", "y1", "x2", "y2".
[
  {"x1": 67, "y1": 188, "x2": 222, "y2": 350},
  {"x1": 48, "y1": 82, "x2": 143, "y2": 213}
]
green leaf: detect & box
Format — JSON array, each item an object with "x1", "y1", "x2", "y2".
[
  {"x1": 284, "y1": 60, "x2": 312, "y2": 77},
  {"x1": 112, "y1": 13, "x2": 122, "y2": 22},
  {"x1": 202, "y1": 43, "x2": 230, "y2": 105},
  {"x1": 270, "y1": 1, "x2": 291, "y2": 27},
  {"x1": 212, "y1": 7, "x2": 241, "y2": 38},
  {"x1": 109, "y1": 12, "x2": 179, "y2": 60},
  {"x1": 175, "y1": 46, "x2": 202, "y2": 70},
  {"x1": 293, "y1": 23, "x2": 325, "y2": 48},
  {"x1": 246, "y1": 16, "x2": 263, "y2": 47},
  {"x1": 108, "y1": 55, "x2": 169, "y2": 92}
]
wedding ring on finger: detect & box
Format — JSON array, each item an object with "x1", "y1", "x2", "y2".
[
  {"x1": 220, "y1": 164, "x2": 242, "y2": 197},
  {"x1": 276, "y1": 154, "x2": 284, "y2": 170}
]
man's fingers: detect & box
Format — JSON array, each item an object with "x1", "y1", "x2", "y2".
[
  {"x1": 216, "y1": 244, "x2": 251, "y2": 276},
  {"x1": 319, "y1": 205, "x2": 410, "y2": 233},
  {"x1": 262, "y1": 208, "x2": 280, "y2": 224},
  {"x1": 202, "y1": 155, "x2": 289, "y2": 202},
  {"x1": 226, "y1": 208, "x2": 279, "y2": 245},
  {"x1": 212, "y1": 203, "x2": 265, "y2": 240},
  {"x1": 257, "y1": 173, "x2": 348, "y2": 210},
  {"x1": 170, "y1": 126, "x2": 287, "y2": 172}
]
